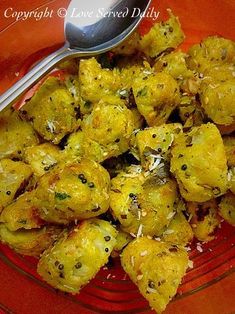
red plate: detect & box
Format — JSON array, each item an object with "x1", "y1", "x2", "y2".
[{"x1": 0, "y1": 0, "x2": 235, "y2": 313}]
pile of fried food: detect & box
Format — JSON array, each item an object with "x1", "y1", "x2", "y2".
[{"x1": 0, "y1": 10, "x2": 234, "y2": 313}]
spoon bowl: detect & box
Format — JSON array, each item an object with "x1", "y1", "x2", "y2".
[
  {"x1": 65, "y1": 0, "x2": 151, "y2": 51},
  {"x1": 0, "y1": 0, "x2": 151, "y2": 111}
]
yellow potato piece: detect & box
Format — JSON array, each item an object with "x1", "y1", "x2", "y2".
[
  {"x1": 171, "y1": 123, "x2": 228, "y2": 202},
  {"x1": 200, "y1": 80, "x2": 235, "y2": 126},
  {"x1": 162, "y1": 212, "x2": 194, "y2": 246},
  {"x1": 133, "y1": 72, "x2": 180, "y2": 126},
  {"x1": 223, "y1": 136, "x2": 235, "y2": 167},
  {"x1": 0, "y1": 191, "x2": 44, "y2": 231},
  {"x1": 188, "y1": 36, "x2": 235, "y2": 73},
  {"x1": 0, "y1": 109, "x2": 39, "y2": 160},
  {"x1": 219, "y1": 192, "x2": 235, "y2": 226},
  {"x1": 79, "y1": 58, "x2": 122, "y2": 114},
  {"x1": 154, "y1": 51, "x2": 194, "y2": 81},
  {"x1": 24, "y1": 143, "x2": 61, "y2": 177},
  {"x1": 110, "y1": 166, "x2": 178, "y2": 237},
  {"x1": 139, "y1": 10, "x2": 185, "y2": 58},
  {"x1": 121, "y1": 237, "x2": 189, "y2": 313},
  {"x1": 36, "y1": 159, "x2": 110, "y2": 224},
  {"x1": 0, "y1": 224, "x2": 62, "y2": 257},
  {"x1": 37, "y1": 219, "x2": 117, "y2": 293},
  {"x1": 0, "y1": 159, "x2": 33, "y2": 213},
  {"x1": 187, "y1": 200, "x2": 220, "y2": 242},
  {"x1": 20, "y1": 77, "x2": 80, "y2": 144},
  {"x1": 133, "y1": 124, "x2": 182, "y2": 170}
]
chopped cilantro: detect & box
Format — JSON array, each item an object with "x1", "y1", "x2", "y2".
[
  {"x1": 137, "y1": 86, "x2": 148, "y2": 97},
  {"x1": 55, "y1": 192, "x2": 71, "y2": 200}
]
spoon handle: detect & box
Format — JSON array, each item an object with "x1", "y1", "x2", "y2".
[{"x1": 0, "y1": 45, "x2": 74, "y2": 112}]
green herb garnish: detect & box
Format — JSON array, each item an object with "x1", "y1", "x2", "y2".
[
  {"x1": 137, "y1": 86, "x2": 148, "y2": 97},
  {"x1": 55, "y1": 192, "x2": 71, "y2": 200}
]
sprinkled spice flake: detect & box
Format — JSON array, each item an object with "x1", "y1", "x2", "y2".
[
  {"x1": 188, "y1": 260, "x2": 194, "y2": 269},
  {"x1": 136, "y1": 224, "x2": 143, "y2": 238},
  {"x1": 140, "y1": 250, "x2": 148, "y2": 257},
  {"x1": 163, "y1": 229, "x2": 174, "y2": 235},
  {"x1": 196, "y1": 243, "x2": 203, "y2": 253},
  {"x1": 46, "y1": 120, "x2": 56, "y2": 134},
  {"x1": 137, "y1": 274, "x2": 144, "y2": 281},
  {"x1": 167, "y1": 211, "x2": 176, "y2": 220}
]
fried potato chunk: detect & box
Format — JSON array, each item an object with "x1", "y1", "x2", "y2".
[
  {"x1": 139, "y1": 10, "x2": 185, "y2": 58},
  {"x1": 133, "y1": 124, "x2": 182, "y2": 170},
  {"x1": 187, "y1": 200, "x2": 220, "y2": 242},
  {"x1": 200, "y1": 80, "x2": 235, "y2": 126},
  {"x1": 36, "y1": 159, "x2": 110, "y2": 224},
  {"x1": 20, "y1": 77, "x2": 80, "y2": 144},
  {"x1": 37, "y1": 219, "x2": 117, "y2": 293},
  {"x1": 79, "y1": 58, "x2": 121, "y2": 114},
  {"x1": 154, "y1": 51, "x2": 194, "y2": 81},
  {"x1": 223, "y1": 136, "x2": 235, "y2": 167},
  {"x1": 112, "y1": 11, "x2": 184, "y2": 58},
  {"x1": 113, "y1": 32, "x2": 141, "y2": 55},
  {"x1": 219, "y1": 192, "x2": 235, "y2": 226},
  {"x1": 110, "y1": 166, "x2": 178, "y2": 237},
  {"x1": 171, "y1": 123, "x2": 228, "y2": 202},
  {"x1": 0, "y1": 224, "x2": 61, "y2": 257},
  {"x1": 0, "y1": 191, "x2": 44, "y2": 231},
  {"x1": 121, "y1": 237, "x2": 189, "y2": 313},
  {"x1": 229, "y1": 168, "x2": 235, "y2": 194},
  {"x1": 133, "y1": 72, "x2": 180, "y2": 126},
  {"x1": 188, "y1": 36, "x2": 235, "y2": 73},
  {"x1": 162, "y1": 212, "x2": 194, "y2": 246},
  {"x1": 0, "y1": 109, "x2": 39, "y2": 160},
  {"x1": 202, "y1": 64, "x2": 235, "y2": 83},
  {"x1": 0, "y1": 159, "x2": 33, "y2": 212},
  {"x1": 65, "y1": 97, "x2": 136, "y2": 163},
  {"x1": 24, "y1": 143, "x2": 61, "y2": 177}
]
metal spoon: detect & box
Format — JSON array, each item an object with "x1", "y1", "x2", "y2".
[{"x1": 0, "y1": 0, "x2": 151, "y2": 112}]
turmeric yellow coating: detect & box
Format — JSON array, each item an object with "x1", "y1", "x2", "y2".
[
  {"x1": 0, "y1": 159, "x2": 33, "y2": 213},
  {"x1": 79, "y1": 58, "x2": 122, "y2": 114},
  {"x1": 223, "y1": 136, "x2": 235, "y2": 167},
  {"x1": 0, "y1": 191, "x2": 44, "y2": 231},
  {"x1": 154, "y1": 51, "x2": 194, "y2": 81},
  {"x1": 187, "y1": 200, "x2": 220, "y2": 242},
  {"x1": 219, "y1": 192, "x2": 235, "y2": 226},
  {"x1": 133, "y1": 124, "x2": 182, "y2": 170},
  {"x1": 36, "y1": 159, "x2": 110, "y2": 224},
  {"x1": 23, "y1": 143, "x2": 61, "y2": 177},
  {"x1": 200, "y1": 80, "x2": 235, "y2": 126},
  {"x1": 171, "y1": 123, "x2": 228, "y2": 202},
  {"x1": 139, "y1": 10, "x2": 185, "y2": 58},
  {"x1": 20, "y1": 77, "x2": 80, "y2": 144},
  {"x1": 162, "y1": 212, "x2": 194, "y2": 246},
  {"x1": 110, "y1": 166, "x2": 178, "y2": 237},
  {"x1": 203, "y1": 64, "x2": 235, "y2": 83},
  {"x1": 229, "y1": 168, "x2": 235, "y2": 194},
  {"x1": 37, "y1": 219, "x2": 117, "y2": 293},
  {"x1": 112, "y1": 32, "x2": 141, "y2": 56},
  {"x1": 0, "y1": 109, "x2": 39, "y2": 160},
  {"x1": 0, "y1": 224, "x2": 62, "y2": 257},
  {"x1": 121, "y1": 237, "x2": 189, "y2": 313},
  {"x1": 188, "y1": 36, "x2": 235, "y2": 73},
  {"x1": 132, "y1": 72, "x2": 180, "y2": 126},
  {"x1": 112, "y1": 11, "x2": 184, "y2": 58}
]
